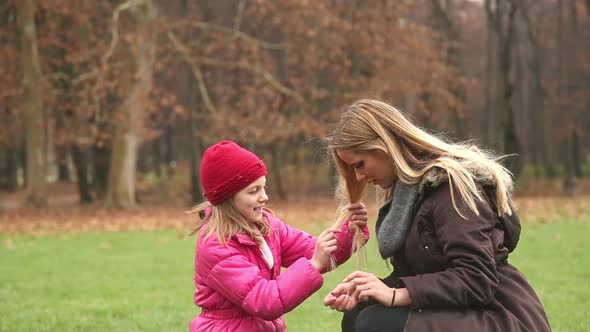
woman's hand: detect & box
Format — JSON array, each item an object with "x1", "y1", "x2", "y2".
[
  {"x1": 344, "y1": 271, "x2": 395, "y2": 306},
  {"x1": 347, "y1": 202, "x2": 368, "y2": 229},
  {"x1": 323, "y1": 282, "x2": 358, "y2": 312},
  {"x1": 310, "y1": 227, "x2": 340, "y2": 271}
]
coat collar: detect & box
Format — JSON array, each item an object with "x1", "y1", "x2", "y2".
[
  {"x1": 232, "y1": 214, "x2": 272, "y2": 246},
  {"x1": 234, "y1": 233, "x2": 258, "y2": 246}
]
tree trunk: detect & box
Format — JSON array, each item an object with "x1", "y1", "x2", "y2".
[
  {"x1": 56, "y1": 145, "x2": 70, "y2": 181},
  {"x1": 164, "y1": 124, "x2": 175, "y2": 175},
  {"x1": 483, "y1": 0, "x2": 496, "y2": 147},
  {"x1": 520, "y1": 3, "x2": 553, "y2": 176},
  {"x1": 71, "y1": 143, "x2": 93, "y2": 203},
  {"x1": 572, "y1": 129, "x2": 582, "y2": 177},
  {"x1": 0, "y1": 145, "x2": 18, "y2": 191},
  {"x1": 105, "y1": 0, "x2": 158, "y2": 208},
  {"x1": 152, "y1": 137, "x2": 162, "y2": 178},
  {"x1": 187, "y1": 108, "x2": 204, "y2": 205},
  {"x1": 189, "y1": 122, "x2": 204, "y2": 204},
  {"x1": 270, "y1": 145, "x2": 287, "y2": 200},
  {"x1": 17, "y1": 0, "x2": 47, "y2": 207},
  {"x1": 93, "y1": 142, "x2": 110, "y2": 199},
  {"x1": 430, "y1": 0, "x2": 466, "y2": 139},
  {"x1": 499, "y1": 4, "x2": 522, "y2": 178},
  {"x1": 487, "y1": 0, "x2": 522, "y2": 178},
  {"x1": 106, "y1": 129, "x2": 140, "y2": 208}
]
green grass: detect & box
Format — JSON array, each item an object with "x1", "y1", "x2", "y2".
[{"x1": 1, "y1": 220, "x2": 588, "y2": 331}]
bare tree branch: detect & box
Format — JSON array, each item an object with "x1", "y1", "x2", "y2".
[
  {"x1": 167, "y1": 21, "x2": 288, "y2": 50},
  {"x1": 90, "y1": 0, "x2": 146, "y2": 125},
  {"x1": 102, "y1": 0, "x2": 144, "y2": 64},
  {"x1": 188, "y1": 55, "x2": 304, "y2": 103},
  {"x1": 233, "y1": 0, "x2": 246, "y2": 31},
  {"x1": 167, "y1": 33, "x2": 304, "y2": 106},
  {"x1": 167, "y1": 32, "x2": 217, "y2": 114},
  {"x1": 45, "y1": 61, "x2": 128, "y2": 88}
]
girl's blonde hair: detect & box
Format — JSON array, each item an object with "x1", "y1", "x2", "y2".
[
  {"x1": 326, "y1": 99, "x2": 514, "y2": 219},
  {"x1": 189, "y1": 200, "x2": 271, "y2": 245}
]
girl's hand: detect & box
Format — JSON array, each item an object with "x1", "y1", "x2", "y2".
[
  {"x1": 347, "y1": 202, "x2": 368, "y2": 229},
  {"x1": 344, "y1": 271, "x2": 394, "y2": 306},
  {"x1": 323, "y1": 282, "x2": 358, "y2": 312},
  {"x1": 310, "y1": 227, "x2": 340, "y2": 271}
]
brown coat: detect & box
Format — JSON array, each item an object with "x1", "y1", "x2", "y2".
[{"x1": 382, "y1": 182, "x2": 551, "y2": 332}]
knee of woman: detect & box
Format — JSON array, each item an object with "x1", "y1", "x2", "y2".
[
  {"x1": 341, "y1": 310, "x2": 358, "y2": 332},
  {"x1": 354, "y1": 308, "x2": 376, "y2": 331}
]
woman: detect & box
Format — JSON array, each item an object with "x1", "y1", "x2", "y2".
[{"x1": 323, "y1": 99, "x2": 551, "y2": 332}]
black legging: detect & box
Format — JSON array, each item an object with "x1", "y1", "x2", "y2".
[{"x1": 342, "y1": 301, "x2": 409, "y2": 332}]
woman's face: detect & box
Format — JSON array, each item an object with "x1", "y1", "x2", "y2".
[
  {"x1": 336, "y1": 149, "x2": 396, "y2": 189},
  {"x1": 232, "y1": 176, "x2": 268, "y2": 224}
]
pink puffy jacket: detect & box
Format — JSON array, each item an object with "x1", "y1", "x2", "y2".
[{"x1": 189, "y1": 210, "x2": 369, "y2": 332}]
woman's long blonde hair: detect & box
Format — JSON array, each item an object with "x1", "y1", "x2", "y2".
[
  {"x1": 326, "y1": 99, "x2": 514, "y2": 219},
  {"x1": 189, "y1": 200, "x2": 271, "y2": 245}
]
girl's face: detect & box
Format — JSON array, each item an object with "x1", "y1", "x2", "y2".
[
  {"x1": 232, "y1": 176, "x2": 268, "y2": 224},
  {"x1": 336, "y1": 149, "x2": 396, "y2": 189}
]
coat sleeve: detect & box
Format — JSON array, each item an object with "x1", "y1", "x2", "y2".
[
  {"x1": 400, "y1": 183, "x2": 499, "y2": 309},
  {"x1": 331, "y1": 220, "x2": 370, "y2": 267},
  {"x1": 275, "y1": 218, "x2": 317, "y2": 267},
  {"x1": 276, "y1": 217, "x2": 369, "y2": 272},
  {"x1": 201, "y1": 240, "x2": 323, "y2": 321}
]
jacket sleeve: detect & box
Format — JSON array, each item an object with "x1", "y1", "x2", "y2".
[
  {"x1": 201, "y1": 241, "x2": 323, "y2": 321},
  {"x1": 400, "y1": 183, "x2": 499, "y2": 309},
  {"x1": 331, "y1": 220, "x2": 370, "y2": 267},
  {"x1": 276, "y1": 217, "x2": 369, "y2": 271},
  {"x1": 276, "y1": 219, "x2": 317, "y2": 267}
]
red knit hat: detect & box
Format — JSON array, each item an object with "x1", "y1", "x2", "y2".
[{"x1": 200, "y1": 141, "x2": 267, "y2": 205}]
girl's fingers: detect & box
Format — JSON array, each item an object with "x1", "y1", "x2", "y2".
[
  {"x1": 319, "y1": 227, "x2": 341, "y2": 239},
  {"x1": 322, "y1": 238, "x2": 338, "y2": 248},
  {"x1": 326, "y1": 245, "x2": 338, "y2": 255}
]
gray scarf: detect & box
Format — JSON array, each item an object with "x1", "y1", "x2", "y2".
[{"x1": 375, "y1": 182, "x2": 420, "y2": 259}]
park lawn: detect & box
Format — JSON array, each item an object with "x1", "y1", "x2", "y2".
[{"x1": 0, "y1": 220, "x2": 588, "y2": 332}]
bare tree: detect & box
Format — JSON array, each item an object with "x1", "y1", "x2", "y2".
[
  {"x1": 519, "y1": 1, "x2": 553, "y2": 176},
  {"x1": 430, "y1": 0, "x2": 467, "y2": 139},
  {"x1": 17, "y1": 0, "x2": 47, "y2": 207},
  {"x1": 105, "y1": 0, "x2": 158, "y2": 208},
  {"x1": 485, "y1": 0, "x2": 522, "y2": 178}
]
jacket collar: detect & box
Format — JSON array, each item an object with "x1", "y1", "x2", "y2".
[
  {"x1": 234, "y1": 233, "x2": 258, "y2": 246},
  {"x1": 232, "y1": 213, "x2": 271, "y2": 246}
]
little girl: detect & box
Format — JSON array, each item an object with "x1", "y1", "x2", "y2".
[{"x1": 189, "y1": 141, "x2": 369, "y2": 332}]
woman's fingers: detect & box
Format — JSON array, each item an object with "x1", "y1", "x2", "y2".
[
  {"x1": 343, "y1": 270, "x2": 373, "y2": 283},
  {"x1": 347, "y1": 202, "x2": 367, "y2": 211},
  {"x1": 330, "y1": 294, "x2": 347, "y2": 310},
  {"x1": 343, "y1": 296, "x2": 357, "y2": 311},
  {"x1": 350, "y1": 209, "x2": 368, "y2": 216},
  {"x1": 323, "y1": 293, "x2": 337, "y2": 306},
  {"x1": 350, "y1": 276, "x2": 377, "y2": 287},
  {"x1": 348, "y1": 203, "x2": 368, "y2": 218},
  {"x1": 358, "y1": 289, "x2": 375, "y2": 302}
]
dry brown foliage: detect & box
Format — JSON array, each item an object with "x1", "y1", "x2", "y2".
[{"x1": 1, "y1": 194, "x2": 588, "y2": 235}]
